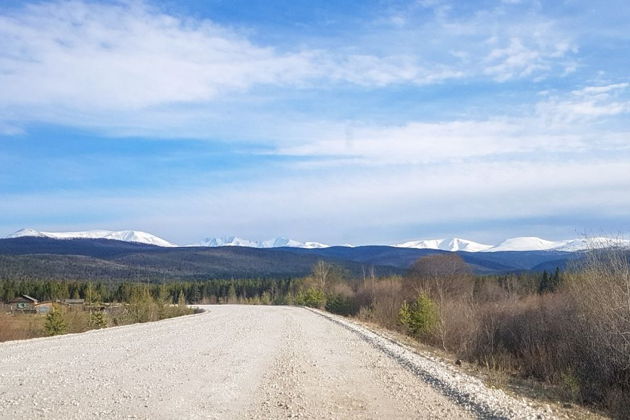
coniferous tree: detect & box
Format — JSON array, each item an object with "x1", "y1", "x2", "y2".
[
  {"x1": 539, "y1": 270, "x2": 550, "y2": 293},
  {"x1": 44, "y1": 307, "x2": 67, "y2": 336},
  {"x1": 89, "y1": 311, "x2": 108, "y2": 329}
]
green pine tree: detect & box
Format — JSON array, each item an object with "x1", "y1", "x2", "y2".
[
  {"x1": 44, "y1": 307, "x2": 67, "y2": 336},
  {"x1": 399, "y1": 293, "x2": 438, "y2": 338},
  {"x1": 89, "y1": 311, "x2": 108, "y2": 329},
  {"x1": 539, "y1": 270, "x2": 550, "y2": 293}
]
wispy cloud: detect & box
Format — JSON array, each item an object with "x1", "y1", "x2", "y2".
[
  {"x1": 276, "y1": 84, "x2": 630, "y2": 166},
  {"x1": 413, "y1": 0, "x2": 578, "y2": 81},
  {"x1": 0, "y1": 1, "x2": 456, "y2": 112},
  {"x1": 483, "y1": 37, "x2": 574, "y2": 81},
  {"x1": 3, "y1": 157, "x2": 630, "y2": 244},
  {"x1": 0, "y1": 0, "x2": 580, "y2": 137},
  {"x1": 0, "y1": 1, "x2": 315, "y2": 109},
  {"x1": 537, "y1": 83, "x2": 630, "y2": 124}
]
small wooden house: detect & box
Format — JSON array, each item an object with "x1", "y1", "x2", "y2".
[{"x1": 9, "y1": 295, "x2": 38, "y2": 312}]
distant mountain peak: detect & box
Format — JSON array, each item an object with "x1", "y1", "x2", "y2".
[
  {"x1": 7, "y1": 229, "x2": 629, "y2": 253},
  {"x1": 9, "y1": 228, "x2": 46, "y2": 238},
  {"x1": 488, "y1": 237, "x2": 559, "y2": 252},
  {"x1": 393, "y1": 235, "x2": 630, "y2": 252},
  {"x1": 194, "y1": 236, "x2": 329, "y2": 249},
  {"x1": 6, "y1": 228, "x2": 176, "y2": 247},
  {"x1": 393, "y1": 237, "x2": 493, "y2": 252}
]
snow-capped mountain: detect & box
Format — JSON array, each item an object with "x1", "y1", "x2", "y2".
[
  {"x1": 553, "y1": 237, "x2": 630, "y2": 252},
  {"x1": 195, "y1": 236, "x2": 259, "y2": 248},
  {"x1": 393, "y1": 238, "x2": 492, "y2": 252},
  {"x1": 393, "y1": 236, "x2": 630, "y2": 253},
  {"x1": 7, "y1": 229, "x2": 629, "y2": 253},
  {"x1": 194, "y1": 236, "x2": 329, "y2": 249},
  {"x1": 487, "y1": 237, "x2": 560, "y2": 252},
  {"x1": 7, "y1": 228, "x2": 176, "y2": 247},
  {"x1": 259, "y1": 237, "x2": 329, "y2": 249}
]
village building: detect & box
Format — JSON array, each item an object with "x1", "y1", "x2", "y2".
[
  {"x1": 61, "y1": 298, "x2": 85, "y2": 307},
  {"x1": 8, "y1": 295, "x2": 53, "y2": 314},
  {"x1": 9, "y1": 295, "x2": 38, "y2": 312}
]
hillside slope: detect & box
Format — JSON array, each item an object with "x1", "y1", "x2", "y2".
[{"x1": 0, "y1": 237, "x2": 578, "y2": 282}]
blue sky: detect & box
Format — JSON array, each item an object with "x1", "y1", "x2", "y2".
[{"x1": 1, "y1": 0, "x2": 630, "y2": 245}]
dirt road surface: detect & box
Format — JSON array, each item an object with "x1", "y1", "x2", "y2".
[{"x1": 0, "y1": 305, "x2": 546, "y2": 419}]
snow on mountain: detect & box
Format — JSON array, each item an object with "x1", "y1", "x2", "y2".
[
  {"x1": 194, "y1": 236, "x2": 329, "y2": 249},
  {"x1": 7, "y1": 229, "x2": 629, "y2": 253},
  {"x1": 7, "y1": 228, "x2": 176, "y2": 247},
  {"x1": 8, "y1": 228, "x2": 46, "y2": 238},
  {"x1": 196, "y1": 236, "x2": 259, "y2": 247},
  {"x1": 393, "y1": 236, "x2": 630, "y2": 252},
  {"x1": 260, "y1": 237, "x2": 329, "y2": 249},
  {"x1": 394, "y1": 238, "x2": 493, "y2": 252},
  {"x1": 486, "y1": 237, "x2": 561, "y2": 252},
  {"x1": 553, "y1": 237, "x2": 630, "y2": 252}
]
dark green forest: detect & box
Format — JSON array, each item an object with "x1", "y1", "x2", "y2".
[{"x1": 0, "y1": 277, "x2": 301, "y2": 305}]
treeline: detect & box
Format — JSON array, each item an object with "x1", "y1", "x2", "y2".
[
  {"x1": 0, "y1": 278, "x2": 301, "y2": 305},
  {"x1": 0, "y1": 281, "x2": 198, "y2": 342}
]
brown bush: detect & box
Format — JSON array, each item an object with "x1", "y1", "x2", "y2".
[
  {"x1": 437, "y1": 297, "x2": 478, "y2": 354},
  {"x1": 564, "y1": 248, "x2": 630, "y2": 415},
  {"x1": 464, "y1": 293, "x2": 576, "y2": 381},
  {"x1": 359, "y1": 276, "x2": 405, "y2": 330},
  {"x1": 406, "y1": 254, "x2": 474, "y2": 300}
]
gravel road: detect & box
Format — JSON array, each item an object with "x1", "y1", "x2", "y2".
[{"x1": 0, "y1": 305, "x2": 548, "y2": 419}]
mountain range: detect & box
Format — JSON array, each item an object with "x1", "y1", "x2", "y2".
[
  {"x1": 392, "y1": 236, "x2": 630, "y2": 252},
  {"x1": 194, "y1": 236, "x2": 329, "y2": 249},
  {"x1": 0, "y1": 237, "x2": 574, "y2": 281},
  {"x1": 7, "y1": 228, "x2": 176, "y2": 247},
  {"x1": 5, "y1": 229, "x2": 629, "y2": 253}
]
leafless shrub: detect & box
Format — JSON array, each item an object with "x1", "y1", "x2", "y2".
[
  {"x1": 465, "y1": 293, "x2": 576, "y2": 380},
  {"x1": 406, "y1": 254, "x2": 474, "y2": 300},
  {"x1": 565, "y1": 246, "x2": 630, "y2": 413},
  {"x1": 359, "y1": 276, "x2": 405, "y2": 330},
  {"x1": 405, "y1": 254, "x2": 475, "y2": 349}
]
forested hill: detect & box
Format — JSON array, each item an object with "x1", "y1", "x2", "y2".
[
  {"x1": 0, "y1": 237, "x2": 578, "y2": 283},
  {"x1": 0, "y1": 237, "x2": 402, "y2": 282}
]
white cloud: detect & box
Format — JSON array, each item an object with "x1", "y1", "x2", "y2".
[
  {"x1": 0, "y1": 0, "x2": 460, "y2": 113},
  {"x1": 275, "y1": 119, "x2": 626, "y2": 166},
  {"x1": 483, "y1": 37, "x2": 570, "y2": 81},
  {"x1": 537, "y1": 83, "x2": 630, "y2": 125},
  {"x1": 0, "y1": 0, "x2": 581, "y2": 137},
  {"x1": 430, "y1": 5, "x2": 577, "y2": 81},
  {"x1": 271, "y1": 80, "x2": 630, "y2": 166},
  {"x1": 0, "y1": 1, "x2": 317, "y2": 110},
  {"x1": 3, "y1": 157, "x2": 630, "y2": 244}
]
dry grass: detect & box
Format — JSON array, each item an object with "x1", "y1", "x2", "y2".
[
  {"x1": 0, "y1": 313, "x2": 46, "y2": 342},
  {"x1": 0, "y1": 301, "x2": 195, "y2": 343}
]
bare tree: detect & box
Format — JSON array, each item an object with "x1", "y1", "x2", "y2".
[
  {"x1": 405, "y1": 254, "x2": 474, "y2": 350},
  {"x1": 312, "y1": 260, "x2": 333, "y2": 291},
  {"x1": 406, "y1": 254, "x2": 473, "y2": 299},
  {"x1": 568, "y1": 245, "x2": 630, "y2": 371}
]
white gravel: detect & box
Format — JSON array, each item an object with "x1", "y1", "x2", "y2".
[
  {"x1": 308, "y1": 308, "x2": 550, "y2": 420},
  {"x1": 0, "y1": 305, "x2": 550, "y2": 419}
]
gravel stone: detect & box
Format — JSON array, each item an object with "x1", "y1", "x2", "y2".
[{"x1": 0, "y1": 305, "x2": 550, "y2": 419}]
